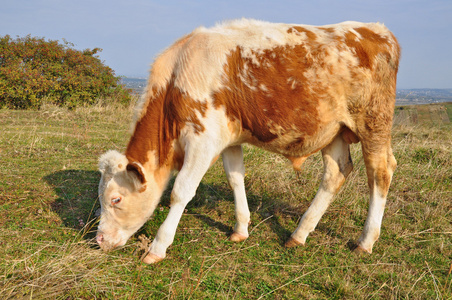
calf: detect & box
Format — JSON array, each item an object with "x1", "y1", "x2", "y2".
[{"x1": 96, "y1": 19, "x2": 400, "y2": 263}]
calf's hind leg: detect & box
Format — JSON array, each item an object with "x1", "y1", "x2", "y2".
[
  {"x1": 286, "y1": 135, "x2": 353, "y2": 247},
  {"x1": 356, "y1": 144, "x2": 396, "y2": 253},
  {"x1": 222, "y1": 145, "x2": 250, "y2": 242}
]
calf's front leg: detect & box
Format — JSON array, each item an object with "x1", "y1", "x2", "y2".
[{"x1": 142, "y1": 146, "x2": 217, "y2": 264}]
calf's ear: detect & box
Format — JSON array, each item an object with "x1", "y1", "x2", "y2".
[{"x1": 126, "y1": 162, "x2": 147, "y2": 192}]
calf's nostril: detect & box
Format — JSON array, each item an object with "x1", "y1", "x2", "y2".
[{"x1": 96, "y1": 234, "x2": 104, "y2": 244}]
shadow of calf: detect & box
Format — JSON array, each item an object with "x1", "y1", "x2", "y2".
[
  {"x1": 186, "y1": 181, "x2": 300, "y2": 245},
  {"x1": 43, "y1": 170, "x2": 100, "y2": 238},
  {"x1": 43, "y1": 169, "x2": 308, "y2": 248}
]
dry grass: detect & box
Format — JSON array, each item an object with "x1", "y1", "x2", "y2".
[{"x1": 0, "y1": 103, "x2": 451, "y2": 299}]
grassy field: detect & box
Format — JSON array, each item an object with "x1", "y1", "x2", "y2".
[{"x1": 1, "y1": 102, "x2": 451, "y2": 299}]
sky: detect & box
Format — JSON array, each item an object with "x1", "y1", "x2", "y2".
[{"x1": 1, "y1": 0, "x2": 451, "y2": 89}]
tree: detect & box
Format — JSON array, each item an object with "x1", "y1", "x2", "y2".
[{"x1": 0, "y1": 35, "x2": 131, "y2": 109}]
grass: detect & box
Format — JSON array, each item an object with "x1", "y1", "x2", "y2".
[{"x1": 0, "y1": 102, "x2": 451, "y2": 299}]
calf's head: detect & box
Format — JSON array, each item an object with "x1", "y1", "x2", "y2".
[{"x1": 96, "y1": 150, "x2": 163, "y2": 251}]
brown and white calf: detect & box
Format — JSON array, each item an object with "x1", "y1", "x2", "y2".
[{"x1": 96, "y1": 19, "x2": 400, "y2": 263}]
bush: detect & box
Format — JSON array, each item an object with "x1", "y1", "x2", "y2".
[{"x1": 0, "y1": 35, "x2": 131, "y2": 109}]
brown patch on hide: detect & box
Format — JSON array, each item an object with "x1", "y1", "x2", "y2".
[
  {"x1": 163, "y1": 82, "x2": 208, "y2": 138},
  {"x1": 287, "y1": 26, "x2": 317, "y2": 40},
  {"x1": 126, "y1": 84, "x2": 207, "y2": 168},
  {"x1": 319, "y1": 27, "x2": 335, "y2": 34},
  {"x1": 171, "y1": 142, "x2": 185, "y2": 171},
  {"x1": 344, "y1": 27, "x2": 392, "y2": 69},
  {"x1": 213, "y1": 45, "x2": 322, "y2": 145}
]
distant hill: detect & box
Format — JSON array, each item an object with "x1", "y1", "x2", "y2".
[
  {"x1": 121, "y1": 78, "x2": 452, "y2": 106},
  {"x1": 396, "y1": 89, "x2": 452, "y2": 105}
]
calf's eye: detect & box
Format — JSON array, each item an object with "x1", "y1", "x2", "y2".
[{"x1": 111, "y1": 197, "x2": 121, "y2": 205}]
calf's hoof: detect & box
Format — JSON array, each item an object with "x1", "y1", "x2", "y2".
[
  {"x1": 229, "y1": 232, "x2": 248, "y2": 242},
  {"x1": 142, "y1": 252, "x2": 164, "y2": 264},
  {"x1": 354, "y1": 245, "x2": 372, "y2": 255},
  {"x1": 284, "y1": 237, "x2": 304, "y2": 248}
]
